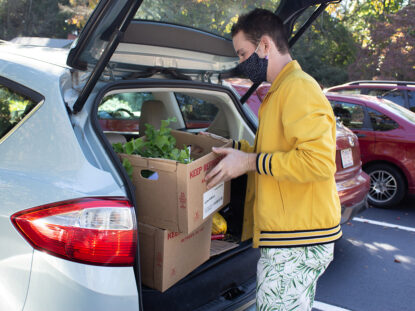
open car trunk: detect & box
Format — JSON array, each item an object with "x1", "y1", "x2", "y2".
[
  {"x1": 91, "y1": 79, "x2": 259, "y2": 310},
  {"x1": 70, "y1": 1, "x2": 340, "y2": 309}
]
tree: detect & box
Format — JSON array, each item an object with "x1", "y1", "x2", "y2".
[
  {"x1": 326, "y1": 0, "x2": 406, "y2": 44},
  {"x1": 291, "y1": 10, "x2": 357, "y2": 87},
  {"x1": 350, "y1": 3, "x2": 415, "y2": 80},
  {"x1": 136, "y1": 1, "x2": 359, "y2": 86},
  {"x1": 0, "y1": 0, "x2": 76, "y2": 40},
  {"x1": 59, "y1": 0, "x2": 98, "y2": 30},
  {"x1": 135, "y1": 0, "x2": 280, "y2": 38}
]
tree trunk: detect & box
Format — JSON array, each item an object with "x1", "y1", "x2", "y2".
[
  {"x1": 6, "y1": 0, "x2": 10, "y2": 39},
  {"x1": 25, "y1": 0, "x2": 33, "y2": 34}
]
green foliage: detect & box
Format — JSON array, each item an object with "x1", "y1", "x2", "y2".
[
  {"x1": 292, "y1": 11, "x2": 357, "y2": 87},
  {"x1": 2, "y1": 0, "x2": 412, "y2": 88},
  {"x1": 0, "y1": 0, "x2": 76, "y2": 40},
  {"x1": 0, "y1": 86, "x2": 35, "y2": 137},
  {"x1": 328, "y1": 0, "x2": 406, "y2": 44},
  {"x1": 113, "y1": 117, "x2": 192, "y2": 178},
  {"x1": 121, "y1": 158, "x2": 133, "y2": 179},
  {"x1": 136, "y1": 0, "x2": 281, "y2": 38},
  {"x1": 326, "y1": 0, "x2": 413, "y2": 80},
  {"x1": 62, "y1": 0, "x2": 98, "y2": 28},
  {"x1": 99, "y1": 97, "x2": 132, "y2": 115},
  {"x1": 100, "y1": 92, "x2": 153, "y2": 115},
  {"x1": 0, "y1": 100, "x2": 11, "y2": 137},
  {"x1": 349, "y1": 3, "x2": 415, "y2": 81}
]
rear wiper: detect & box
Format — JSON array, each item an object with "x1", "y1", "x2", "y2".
[{"x1": 378, "y1": 88, "x2": 399, "y2": 98}]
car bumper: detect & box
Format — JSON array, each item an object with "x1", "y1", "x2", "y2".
[
  {"x1": 337, "y1": 170, "x2": 370, "y2": 224},
  {"x1": 340, "y1": 195, "x2": 368, "y2": 224},
  {"x1": 23, "y1": 251, "x2": 139, "y2": 311}
]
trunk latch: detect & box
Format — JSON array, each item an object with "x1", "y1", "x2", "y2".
[{"x1": 221, "y1": 286, "x2": 245, "y2": 301}]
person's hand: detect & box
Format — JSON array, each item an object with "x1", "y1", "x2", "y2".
[{"x1": 205, "y1": 147, "x2": 256, "y2": 189}]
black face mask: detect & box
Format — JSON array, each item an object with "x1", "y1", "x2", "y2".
[{"x1": 237, "y1": 48, "x2": 268, "y2": 84}]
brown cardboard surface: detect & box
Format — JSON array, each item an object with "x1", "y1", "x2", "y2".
[
  {"x1": 210, "y1": 239, "x2": 239, "y2": 257},
  {"x1": 120, "y1": 131, "x2": 231, "y2": 234},
  {"x1": 138, "y1": 220, "x2": 212, "y2": 292}
]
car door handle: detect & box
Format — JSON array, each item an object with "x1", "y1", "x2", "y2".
[{"x1": 355, "y1": 133, "x2": 366, "y2": 138}]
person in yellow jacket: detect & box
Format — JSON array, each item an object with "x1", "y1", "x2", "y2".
[{"x1": 205, "y1": 8, "x2": 342, "y2": 311}]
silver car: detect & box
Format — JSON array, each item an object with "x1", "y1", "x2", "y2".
[{"x1": 0, "y1": 1, "x2": 338, "y2": 310}]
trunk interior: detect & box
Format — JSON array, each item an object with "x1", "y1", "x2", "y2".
[
  {"x1": 92, "y1": 79, "x2": 260, "y2": 310},
  {"x1": 142, "y1": 175, "x2": 260, "y2": 311}
]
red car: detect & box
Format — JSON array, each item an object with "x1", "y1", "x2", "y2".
[
  {"x1": 326, "y1": 92, "x2": 415, "y2": 208},
  {"x1": 227, "y1": 79, "x2": 370, "y2": 222},
  {"x1": 98, "y1": 108, "x2": 140, "y2": 135},
  {"x1": 326, "y1": 80, "x2": 415, "y2": 113}
]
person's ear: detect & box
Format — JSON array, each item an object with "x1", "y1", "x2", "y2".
[{"x1": 260, "y1": 35, "x2": 272, "y2": 57}]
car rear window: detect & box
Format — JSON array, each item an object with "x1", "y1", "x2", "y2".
[
  {"x1": 367, "y1": 88, "x2": 406, "y2": 108},
  {"x1": 0, "y1": 83, "x2": 41, "y2": 142},
  {"x1": 379, "y1": 99, "x2": 415, "y2": 124},
  {"x1": 408, "y1": 90, "x2": 415, "y2": 113}
]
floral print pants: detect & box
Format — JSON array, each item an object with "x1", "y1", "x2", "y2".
[{"x1": 256, "y1": 243, "x2": 334, "y2": 311}]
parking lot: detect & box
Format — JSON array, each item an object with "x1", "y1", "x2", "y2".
[
  {"x1": 243, "y1": 195, "x2": 415, "y2": 311},
  {"x1": 314, "y1": 194, "x2": 415, "y2": 311}
]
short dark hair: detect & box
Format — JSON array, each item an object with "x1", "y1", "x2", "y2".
[{"x1": 231, "y1": 8, "x2": 289, "y2": 54}]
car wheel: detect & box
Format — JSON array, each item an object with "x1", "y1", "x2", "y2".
[{"x1": 365, "y1": 163, "x2": 406, "y2": 208}]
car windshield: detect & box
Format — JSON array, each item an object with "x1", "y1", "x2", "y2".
[
  {"x1": 379, "y1": 99, "x2": 415, "y2": 124},
  {"x1": 135, "y1": 0, "x2": 282, "y2": 39}
]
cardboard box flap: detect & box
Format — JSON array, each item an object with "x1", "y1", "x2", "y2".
[
  {"x1": 138, "y1": 223, "x2": 157, "y2": 235},
  {"x1": 210, "y1": 240, "x2": 239, "y2": 257},
  {"x1": 172, "y1": 130, "x2": 231, "y2": 160}
]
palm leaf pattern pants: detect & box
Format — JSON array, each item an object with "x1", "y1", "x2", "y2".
[{"x1": 256, "y1": 243, "x2": 334, "y2": 311}]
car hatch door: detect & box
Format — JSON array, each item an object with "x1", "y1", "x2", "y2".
[
  {"x1": 66, "y1": 0, "x2": 143, "y2": 113},
  {"x1": 276, "y1": 0, "x2": 339, "y2": 47},
  {"x1": 66, "y1": 0, "x2": 339, "y2": 113}
]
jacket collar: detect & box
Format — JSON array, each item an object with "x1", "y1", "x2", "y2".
[{"x1": 268, "y1": 60, "x2": 302, "y2": 93}]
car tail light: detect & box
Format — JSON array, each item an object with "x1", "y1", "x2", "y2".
[{"x1": 11, "y1": 197, "x2": 137, "y2": 266}]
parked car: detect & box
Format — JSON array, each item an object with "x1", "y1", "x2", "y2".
[
  {"x1": 326, "y1": 80, "x2": 415, "y2": 112},
  {"x1": 0, "y1": 1, "x2": 347, "y2": 310},
  {"x1": 326, "y1": 92, "x2": 415, "y2": 208},
  {"x1": 226, "y1": 79, "x2": 370, "y2": 222}
]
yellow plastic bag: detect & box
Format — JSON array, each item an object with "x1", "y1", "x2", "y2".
[{"x1": 212, "y1": 212, "x2": 227, "y2": 235}]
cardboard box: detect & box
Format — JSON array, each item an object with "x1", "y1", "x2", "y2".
[
  {"x1": 210, "y1": 239, "x2": 239, "y2": 257},
  {"x1": 138, "y1": 220, "x2": 212, "y2": 292},
  {"x1": 120, "y1": 131, "x2": 231, "y2": 234}
]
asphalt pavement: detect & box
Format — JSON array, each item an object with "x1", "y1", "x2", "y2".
[
  {"x1": 315, "y1": 194, "x2": 415, "y2": 311},
  {"x1": 243, "y1": 195, "x2": 415, "y2": 311}
]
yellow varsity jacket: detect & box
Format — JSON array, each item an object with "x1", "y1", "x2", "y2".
[{"x1": 234, "y1": 60, "x2": 342, "y2": 248}]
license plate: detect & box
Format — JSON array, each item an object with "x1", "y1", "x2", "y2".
[{"x1": 341, "y1": 148, "x2": 353, "y2": 168}]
